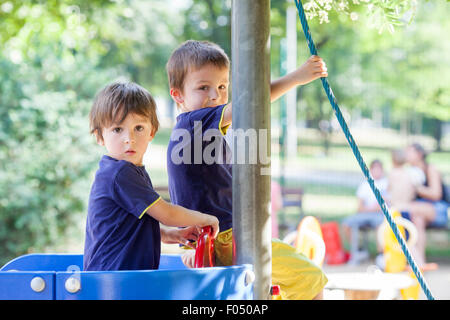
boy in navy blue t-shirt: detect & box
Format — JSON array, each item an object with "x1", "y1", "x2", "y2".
[
  {"x1": 83, "y1": 81, "x2": 219, "y2": 271},
  {"x1": 165, "y1": 40, "x2": 329, "y2": 299}
]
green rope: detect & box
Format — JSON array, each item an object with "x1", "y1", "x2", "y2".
[{"x1": 294, "y1": 0, "x2": 435, "y2": 300}]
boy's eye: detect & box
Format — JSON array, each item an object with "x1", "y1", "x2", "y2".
[
  {"x1": 219, "y1": 85, "x2": 227, "y2": 90},
  {"x1": 198, "y1": 86, "x2": 209, "y2": 91},
  {"x1": 135, "y1": 125, "x2": 144, "y2": 132},
  {"x1": 112, "y1": 127, "x2": 122, "y2": 134}
]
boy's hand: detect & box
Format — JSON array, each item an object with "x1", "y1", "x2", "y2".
[
  {"x1": 199, "y1": 214, "x2": 220, "y2": 238},
  {"x1": 181, "y1": 250, "x2": 196, "y2": 268},
  {"x1": 270, "y1": 55, "x2": 327, "y2": 103},
  {"x1": 161, "y1": 226, "x2": 200, "y2": 248},
  {"x1": 293, "y1": 55, "x2": 328, "y2": 85}
]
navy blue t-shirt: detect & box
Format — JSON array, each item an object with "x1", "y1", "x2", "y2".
[
  {"x1": 167, "y1": 105, "x2": 232, "y2": 231},
  {"x1": 83, "y1": 155, "x2": 161, "y2": 271}
]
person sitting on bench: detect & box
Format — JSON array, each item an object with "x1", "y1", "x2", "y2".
[{"x1": 342, "y1": 159, "x2": 388, "y2": 264}]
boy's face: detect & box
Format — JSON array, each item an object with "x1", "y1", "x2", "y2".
[
  {"x1": 97, "y1": 112, "x2": 155, "y2": 166},
  {"x1": 171, "y1": 64, "x2": 229, "y2": 112}
]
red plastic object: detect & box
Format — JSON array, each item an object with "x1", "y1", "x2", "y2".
[
  {"x1": 194, "y1": 226, "x2": 215, "y2": 268},
  {"x1": 320, "y1": 222, "x2": 349, "y2": 265},
  {"x1": 271, "y1": 285, "x2": 280, "y2": 296}
]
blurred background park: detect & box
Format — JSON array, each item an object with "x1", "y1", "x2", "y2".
[{"x1": 0, "y1": 0, "x2": 449, "y2": 292}]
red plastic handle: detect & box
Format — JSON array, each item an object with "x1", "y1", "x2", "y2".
[{"x1": 194, "y1": 226, "x2": 215, "y2": 268}]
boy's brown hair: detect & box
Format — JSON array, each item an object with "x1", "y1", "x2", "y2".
[
  {"x1": 89, "y1": 81, "x2": 159, "y2": 141},
  {"x1": 166, "y1": 40, "x2": 230, "y2": 91}
]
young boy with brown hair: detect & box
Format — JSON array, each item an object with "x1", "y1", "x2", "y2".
[
  {"x1": 83, "y1": 81, "x2": 219, "y2": 271},
  {"x1": 166, "y1": 40, "x2": 328, "y2": 299}
]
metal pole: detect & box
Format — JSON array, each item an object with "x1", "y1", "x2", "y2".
[
  {"x1": 286, "y1": 4, "x2": 298, "y2": 158},
  {"x1": 231, "y1": 0, "x2": 272, "y2": 300},
  {"x1": 279, "y1": 39, "x2": 287, "y2": 228}
]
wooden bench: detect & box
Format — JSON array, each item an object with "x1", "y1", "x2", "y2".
[
  {"x1": 344, "y1": 206, "x2": 449, "y2": 265},
  {"x1": 277, "y1": 187, "x2": 305, "y2": 234},
  {"x1": 426, "y1": 220, "x2": 450, "y2": 242},
  {"x1": 281, "y1": 187, "x2": 304, "y2": 217}
]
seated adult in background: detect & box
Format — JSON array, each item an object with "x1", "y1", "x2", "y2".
[
  {"x1": 342, "y1": 159, "x2": 388, "y2": 264},
  {"x1": 403, "y1": 143, "x2": 449, "y2": 268}
]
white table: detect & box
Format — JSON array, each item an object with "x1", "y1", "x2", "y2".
[{"x1": 324, "y1": 271, "x2": 415, "y2": 300}]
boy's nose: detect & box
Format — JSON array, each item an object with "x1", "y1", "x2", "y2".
[
  {"x1": 210, "y1": 88, "x2": 219, "y2": 100},
  {"x1": 123, "y1": 131, "x2": 135, "y2": 144}
]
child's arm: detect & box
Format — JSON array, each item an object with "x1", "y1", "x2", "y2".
[
  {"x1": 221, "y1": 55, "x2": 327, "y2": 127},
  {"x1": 270, "y1": 55, "x2": 328, "y2": 102},
  {"x1": 160, "y1": 225, "x2": 199, "y2": 248},
  {"x1": 146, "y1": 198, "x2": 219, "y2": 237}
]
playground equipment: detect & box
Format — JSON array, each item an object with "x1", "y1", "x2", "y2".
[
  {"x1": 281, "y1": 214, "x2": 419, "y2": 299},
  {"x1": 324, "y1": 209, "x2": 420, "y2": 300},
  {"x1": 377, "y1": 210, "x2": 418, "y2": 273},
  {"x1": 194, "y1": 226, "x2": 216, "y2": 268},
  {"x1": 295, "y1": 216, "x2": 325, "y2": 267},
  {"x1": 283, "y1": 217, "x2": 415, "y2": 300},
  {"x1": 320, "y1": 222, "x2": 350, "y2": 265},
  {"x1": 231, "y1": 0, "x2": 272, "y2": 299},
  {"x1": 0, "y1": 253, "x2": 254, "y2": 300},
  {"x1": 283, "y1": 217, "x2": 350, "y2": 266},
  {"x1": 324, "y1": 268, "x2": 415, "y2": 300},
  {"x1": 0, "y1": 227, "x2": 254, "y2": 300},
  {"x1": 377, "y1": 209, "x2": 421, "y2": 299},
  {"x1": 194, "y1": 227, "x2": 282, "y2": 299},
  {"x1": 282, "y1": 216, "x2": 326, "y2": 267}
]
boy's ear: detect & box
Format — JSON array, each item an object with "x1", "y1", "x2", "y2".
[
  {"x1": 148, "y1": 130, "x2": 156, "y2": 142},
  {"x1": 95, "y1": 129, "x2": 105, "y2": 146},
  {"x1": 170, "y1": 88, "x2": 184, "y2": 105}
]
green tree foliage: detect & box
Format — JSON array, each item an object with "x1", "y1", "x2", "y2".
[
  {"x1": 0, "y1": 0, "x2": 118, "y2": 263},
  {"x1": 0, "y1": 0, "x2": 183, "y2": 264},
  {"x1": 270, "y1": 0, "x2": 449, "y2": 148},
  {"x1": 179, "y1": 0, "x2": 231, "y2": 58},
  {"x1": 301, "y1": 0, "x2": 419, "y2": 33}
]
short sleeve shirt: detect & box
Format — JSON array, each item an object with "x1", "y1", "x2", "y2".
[
  {"x1": 167, "y1": 104, "x2": 233, "y2": 231},
  {"x1": 83, "y1": 155, "x2": 161, "y2": 271},
  {"x1": 356, "y1": 177, "x2": 388, "y2": 208}
]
